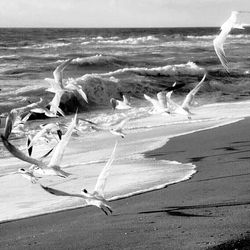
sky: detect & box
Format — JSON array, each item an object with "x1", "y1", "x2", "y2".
[{"x1": 1, "y1": 0, "x2": 250, "y2": 28}]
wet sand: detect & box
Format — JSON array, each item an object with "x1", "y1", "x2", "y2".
[{"x1": 0, "y1": 118, "x2": 250, "y2": 249}]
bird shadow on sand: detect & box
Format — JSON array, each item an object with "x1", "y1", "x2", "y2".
[
  {"x1": 231, "y1": 140, "x2": 250, "y2": 145},
  {"x1": 138, "y1": 200, "x2": 250, "y2": 218},
  {"x1": 145, "y1": 150, "x2": 185, "y2": 158},
  {"x1": 189, "y1": 172, "x2": 250, "y2": 183},
  {"x1": 187, "y1": 149, "x2": 250, "y2": 163}
]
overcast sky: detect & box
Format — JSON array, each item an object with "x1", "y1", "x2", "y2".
[{"x1": 1, "y1": 0, "x2": 250, "y2": 28}]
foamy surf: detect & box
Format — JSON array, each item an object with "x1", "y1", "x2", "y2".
[{"x1": 1, "y1": 100, "x2": 250, "y2": 222}]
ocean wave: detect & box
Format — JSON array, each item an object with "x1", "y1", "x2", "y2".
[
  {"x1": 71, "y1": 62, "x2": 205, "y2": 105},
  {"x1": 95, "y1": 61, "x2": 205, "y2": 77},
  {"x1": 70, "y1": 54, "x2": 125, "y2": 66},
  {"x1": 187, "y1": 34, "x2": 250, "y2": 40},
  {"x1": 0, "y1": 55, "x2": 20, "y2": 60},
  {"x1": 22, "y1": 42, "x2": 72, "y2": 50},
  {"x1": 82, "y1": 35, "x2": 159, "y2": 45}
]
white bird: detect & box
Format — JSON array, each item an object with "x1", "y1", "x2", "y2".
[
  {"x1": 49, "y1": 91, "x2": 65, "y2": 117},
  {"x1": 27, "y1": 122, "x2": 62, "y2": 150},
  {"x1": 181, "y1": 73, "x2": 206, "y2": 113},
  {"x1": 1, "y1": 113, "x2": 77, "y2": 178},
  {"x1": 15, "y1": 98, "x2": 46, "y2": 114},
  {"x1": 22, "y1": 97, "x2": 64, "y2": 118},
  {"x1": 165, "y1": 92, "x2": 191, "y2": 119},
  {"x1": 144, "y1": 93, "x2": 170, "y2": 114},
  {"x1": 40, "y1": 142, "x2": 118, "y2": 215},
  {"x1": 45, "y1": 60, "x2": 88, "y2": 114},
  {"x1": 213, "y1": 11, "x2": 250, "y2": 72},
  {"x1": 45, "y1": 59, "x2": 73, "y2": 93},
  {"x1": 109, "y1": 118, "x2": 129, "y2": 138},
  {"x1": 110, "y1": 95, "x2": 131, "y2": 110},
  {"x1": 84, "y1": 117, "x2": 129, "y2": 138}
]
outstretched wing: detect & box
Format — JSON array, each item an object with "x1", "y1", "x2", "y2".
[
  {"x1": 93, "y1": 141, "x2": 118, "y2": 197},
  {"x1": 53, "y1": 58, "x2": 73, "y2": 86},
  {"x1": 144, "y1": 94, "x2": 159, "y2": 109},
  {"x1": 182, "y1": 73, "x2": 206, "y2": 109},
  {"x1": 157, "y1": 91, "x2": 167, "y2": 110},
  {"x1": 50, "y1": 91, "x2": 65, "y2": 116},
  {"x1": 213, "y1": 34, "x2": 229, "y2": 72},
  {"x1": 48, "y1": 113, "x2": 77, "y2": 167},
  {"x1": 40, "y1": 185, "x2": 82, "y2": 198},
  {"x1": 1, "y1": 135, "x2": 45, "y2": 167},
  {"x1": 113, "y1": 118, "x2": 129, "y2": 131},
  {"x1": 4, "y1": 110, "x2": 17, "y2": 139},
  {"x1": 213, "y1": 12, "x2": 235, "y2": 73},
  {"x1": 122, "y1": 95, "x2": 130, "y2": 105}
]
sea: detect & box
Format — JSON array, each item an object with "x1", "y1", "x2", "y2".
[{"x1": 1, "y1": 27, "x2": 250, "y2": 222}]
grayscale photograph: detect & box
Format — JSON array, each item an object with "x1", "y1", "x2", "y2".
[{"x1": 0, "y1": 0, "x2": 250, "y2": 249}]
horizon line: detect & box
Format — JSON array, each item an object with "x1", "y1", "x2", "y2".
[{"x1": 0, "y1": 26, "x2": 221, "y2": 29}]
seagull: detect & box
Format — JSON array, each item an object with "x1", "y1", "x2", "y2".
[
  {"x1": 213, "y1": 11, "x2": 250, "y2": 72},
  {"x1": 144, "y1": 93, "x2": 170, "y2": 114},
  {"x1": 110, "y1": 95, "x2": 131, "y2": 110},
  {"x1": 15, "y1": 98, "x2": 46, "y2": 114},
  {"x1": 40, "y1": 141, "x2": 118, "y2": 215},
  {"x1": 45, "y1": 59, "x2": 87, "y2": 113},
  {"x1": 1, "y1": 113, "x2": 77, "y2": 178},
  {"x1": 181, "y1": 73, "x2": 206, "y2": 113},
  {"x1": 48, "y1": 91, "x2": 65, "y2": 117},
  {"x1": 109, "y1": 118, "x2": 129, "y2": 138},
  {"x1": 20, "y1": 96, "x2": 64, "y2": 119},
  {"x1": 27, "y1": 122, "x2": 62, "y2": 151},
  {"x1": 165, "y1": 92, "x2": 191, "y2": 119},
  {"x1": 83, "y1": 117, "x2": 129, "y2": 138},
  {"x1": 45, "y1": 59, "x2": 73, "y2": 93}
]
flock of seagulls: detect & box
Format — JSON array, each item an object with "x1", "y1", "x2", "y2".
[{"x1": 0, "y1": 11, "x2": 248, "y2": 215}]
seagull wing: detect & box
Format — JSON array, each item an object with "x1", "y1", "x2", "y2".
[
  {"x1": 40, "y1": 185, "x2": 83, "y2": 198},
  {"x1": 53, "y1": 58, "x2": 73, "y2": 86},
  {"x1": 122, "y1": 95, "x2": 130, "y2": 105},
  {"x1": 144, "y1": 94, "x2": 160, "y2": 109},
  {"x1": 44, "y1": 78, "x2": 61, "y2": 93},
  {"x1": 28, "y1": 127, "x2": 48, "y2": 149},
  {"x1": 50, "y1": 91, "x2": 65, "y2": 116},
  {"x1": 213, "y1": 12, "x2": 236, "y2": 72},
  {"x1": 77, "y1": 88, "x2": 88, "y2": 103},
  {"x1": 157, "y1": 91, "x2": 167, "y2": 110},
  {"x1": 4, "y1": 110, "x2": 18, "y2": 139},
  {"x1": 182, "y1": 73, "x2": 206, "y2": 109},
  {"x1": 113, "y1": 117, "x2": 129, "y2": 131},
  {"x1": 93, "y1": 141, "x2": 118, "y2": 197},
  {"x1": 28, "y1": 123, "x2": 57, "y2": 149},
  {"x1": 48, "y1": 113, "x2": 77, "y2": 167},
  {"x1": 213, "y1": 33, "x2": 230, "y2": 72},
  {"x1": 1, "y1": 135, "x2": 45, "y2": 167}
]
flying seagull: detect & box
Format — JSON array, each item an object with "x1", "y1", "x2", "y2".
[
  {"x1": 213, "y1": 11, "x2": 250, "y2": 72},
  {"x1": 41, "y1": 141, "x2": 118, "y2": 215},
  {"x1": 1, "y1": 113, "x2": 77, "y2": 178}
]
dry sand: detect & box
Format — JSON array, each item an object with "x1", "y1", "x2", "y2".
[{"x1": 0, "y1": 118, "x2": 250, "y2": 250}]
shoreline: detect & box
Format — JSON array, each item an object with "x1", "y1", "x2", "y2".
[
  {"x1": 0, "y1": 116, "x2": 242, "y2": 224},
  {"x1": 1, "y1": 118, "x2": 250, "y2": 249}
]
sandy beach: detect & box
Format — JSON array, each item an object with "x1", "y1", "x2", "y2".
[{"x1": 0, "y1": 117, "x2": 249, "y2": 250}]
